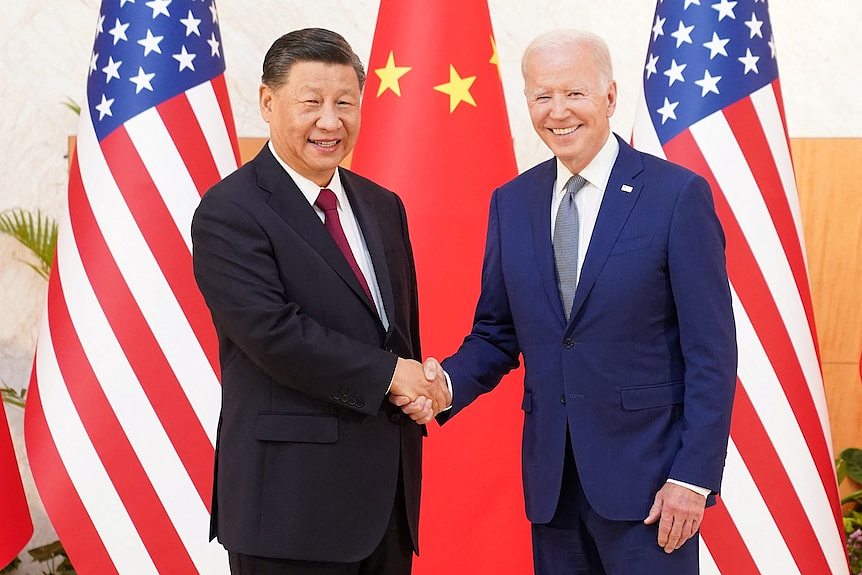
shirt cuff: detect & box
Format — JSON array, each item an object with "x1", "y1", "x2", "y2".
[
  {"x1": 441, "y1": 369, "x2": 453, "y2": 411},
  {"x1": 385, "y1": 360, "x2": 397, "y2": 395},
  {"x1": 667, "y1": 479, "x2": 710, "y2": 498}
]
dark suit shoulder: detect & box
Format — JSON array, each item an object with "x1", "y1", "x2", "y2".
[
  {"x1": 199, "y1": 158, "x2": 261, "y2": 208},
  {"x1": 339, "y1": 168, "x2": 403, "y2": 205}
]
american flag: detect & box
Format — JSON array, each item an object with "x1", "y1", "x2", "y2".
[
  {"x1": 632, "y1": 1, "x2": 848, "y2": 573},
  {"x1": 24, "y1": 1, "x2": 238, "y2": 572}
]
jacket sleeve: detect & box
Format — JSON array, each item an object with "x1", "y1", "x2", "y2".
[
  {"x1": 438, "y1": 188, "x2": 521, "y2": 423},
  {"x1": 191, "y1": 193, "x2": 397, "y2": 416},
  {"x1": 666, "y1": 174, "x2": 737, "y2": 493}
]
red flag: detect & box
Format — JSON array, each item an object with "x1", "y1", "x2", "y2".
[
  {"x1": 351, "y1": 0, "x2": 528, "y2": 572},
  {"x1": 24, "y1": 1, "x2": 237, "y2": 572},
  {"x1": 0, "y1": 402, "x2": 31, "y2": 568},
  {"x1": 633, "y1": 2, "x2": 848, "y2": 573}
]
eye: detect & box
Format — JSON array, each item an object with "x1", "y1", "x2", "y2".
[
  {"x1": 567, "y1": 91, "x2": 586, "y2": 98},
  {"x1": 535, "y1": 95, "x2": 551, "y2": 102},
  {"x1": 303, "y1": 98, "x2": 320, "y2": 106},
  {"x1": 337, "y1": 99, "x2": 355, "y2": 108}
]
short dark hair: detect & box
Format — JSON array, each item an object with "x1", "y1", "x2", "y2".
[{"x1": 261, "y1": 28, "x2": 366, "y2": 91}]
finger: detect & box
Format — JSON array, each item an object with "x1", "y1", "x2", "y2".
[
  {"x1": 643, "y1": 496, "x2": 662, "y2": 525},
  {"x1": 675, "y1": 520, "x2": 695, "y2": 550},
  {"x1": 663, "y1": 513, "x2": 684, "y2": 553},
  {"x1": 432, "y1": 385, "x2": 450, "y2": 414},
  {"x1": 411, "y1": 406, "x2": 434, "y2": 424},
  {"x1": 402, "y1": 397, "x2": 429, "y2": 415},
  {"x1": 423, "y1": 357, "x2": 440, "y2": 381},
  {"x1": 657, "y1": 510, "x2": 673, "y2": 548},
  {"x1": 389, "y1": 395, "x2": 411, "y2": 407}
]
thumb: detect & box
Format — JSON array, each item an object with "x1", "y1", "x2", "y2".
[
  {"x1": 389, "y1": 395, "x2": 411, "y2": 407},
  {"x1": 644, "y1": 495, "x2": 663, "y2": 525},
  {"x1": 423, "y1": 357, "x2": 440, "y2": 381}
]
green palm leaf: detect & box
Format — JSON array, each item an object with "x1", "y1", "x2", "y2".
[{"x1": 0, "y1": 208, "x2": 58, "y2": 279}]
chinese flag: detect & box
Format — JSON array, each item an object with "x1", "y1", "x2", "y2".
[
  {"x1": 0, "y1": 402, "x2": 32, "y2": 567},
  {"x1": 351, "y1": 0, "x2": 529, "y2": 572}
]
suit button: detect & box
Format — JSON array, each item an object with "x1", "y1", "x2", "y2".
[
  {"x1": 390, "y1": 412, "x2": 402, "y2": 424},
  {"x1": 357, "y1": 400, "x2": 365, "y2": 409},
  {"x1": 348, "y1": 398, "x2": 357, "y2": 407},
  {"x1": 564, "y1": 338, "x2": 574, "y2": 349},
  {"x1": 332, "y1": 393, "x2": 343, "y2": 401},
  {"x1": 560, "y1": 394, "x2": 566, "y2": 405}
]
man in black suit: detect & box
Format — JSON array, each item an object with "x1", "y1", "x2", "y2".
[{"x1": 191, "y1": 28, "x2": 447, "y2": 575}]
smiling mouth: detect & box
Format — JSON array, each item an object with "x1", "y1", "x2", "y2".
[
  {"x1": 551, "y1": 127, "x2": 577, "y2": 136},
  {"x1": 309, "y1": 139, "x2": 339, "y2": 148}
]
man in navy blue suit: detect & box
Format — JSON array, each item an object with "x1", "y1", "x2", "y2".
[{"x1": 396, "y1": 30, "x2": 736, "y2": 574}]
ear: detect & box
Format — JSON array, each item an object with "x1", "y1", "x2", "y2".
[
  {"x1": 606, "y1": 80, "x2": 618, "y2": 118},
  {"x1": 259, "y1": 84, "x2": 273, "y2": 123}
]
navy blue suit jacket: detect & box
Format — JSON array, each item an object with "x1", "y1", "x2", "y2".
[{"x1": 440, "y1": 136, "x2": 737, "y2": 523}]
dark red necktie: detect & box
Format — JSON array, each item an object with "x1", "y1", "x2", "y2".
[{"x1": 315, "y1": 188, "x2": 375, "y2": 306}]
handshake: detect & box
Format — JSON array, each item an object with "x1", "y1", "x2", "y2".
[{"x1": 388, "y1": 357, "x2": 450, "y2": 425}]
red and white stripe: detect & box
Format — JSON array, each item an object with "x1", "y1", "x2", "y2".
[
  {"x1": 25, "y1": 76, "x2": 239, "y2": 574},
  {"x1": 633, "y1": 80, "x2": 848, "y2": 574}
]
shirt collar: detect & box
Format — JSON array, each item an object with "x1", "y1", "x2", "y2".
[
  {"x1": 268, "y1": 140, "x2": 345, "y2": 209},
  {"x1": 555, "y1": 133, "x2": 620, "y2": 194}
]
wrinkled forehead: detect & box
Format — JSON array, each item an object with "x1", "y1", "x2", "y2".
[{"x1": 526, "y1": 49, "x2": 600, "y2": 84}]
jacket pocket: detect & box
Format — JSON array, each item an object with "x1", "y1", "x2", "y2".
[
  {"x1": 521, "y1": 390, "x2": 533, "y2": 413},
  {"x1": 255, "y1": 412, "x2": 339, "y2": 443},
  {"x1": 620, "y1": 381, "x2": 684, "y2": 410},
  {"x1": 609, "y1": 233, "x2": 653, "y2": 256}
]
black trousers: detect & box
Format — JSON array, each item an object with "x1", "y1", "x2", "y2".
[{"x1": 228, "y1": 474, "x2": 412, "y2": 575}]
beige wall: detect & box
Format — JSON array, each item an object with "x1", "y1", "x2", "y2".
[{"x1": 1, "y1": 2, "x2": 860, "y2": 573}]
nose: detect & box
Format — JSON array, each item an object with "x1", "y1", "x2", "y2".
[
  {"x1": 549, "y1": 95, "x2": 568, "y2": 120},
  {"x1": 317, "y1": 104, "x2": 341, "y2": 130}
]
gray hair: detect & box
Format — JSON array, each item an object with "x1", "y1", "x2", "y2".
[
  {"x1": 521, "y1": 30, "x2": 613, "y2": 89},
  {"x1": 262, "y1": 28, "x2": 366, "y2": 91}
]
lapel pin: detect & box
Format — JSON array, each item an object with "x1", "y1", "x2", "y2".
[{"x1": 620, "y1": 184, "x2": 633, "y2": 193}]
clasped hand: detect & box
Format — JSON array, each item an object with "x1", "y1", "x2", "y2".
[{"x1": 388, "y1": 357, "x2": 448, "y2": 425}]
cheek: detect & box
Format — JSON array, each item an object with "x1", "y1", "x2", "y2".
[{"x1": 528, "y1": 108, "x2": 546, "y2": 129}]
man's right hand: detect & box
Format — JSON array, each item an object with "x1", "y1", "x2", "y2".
[{"x1": 389, "y1": 357, "x2": 450, "y2": 417}]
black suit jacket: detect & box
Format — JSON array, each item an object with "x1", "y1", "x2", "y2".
[{"x1": 191, "y1": 145, "x2": 422, "y2": 562}]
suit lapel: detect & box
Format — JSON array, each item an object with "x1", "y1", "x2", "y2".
[
  {"x1": 568, "y1": 137, "x2": 645, "y2": 324},
  {"x1": 528, "y1": 159, "x2": 567, "y2": 326},
  {"x1": 255, "y1": 146, "x2": 380, "y2": 321},
  {"x1": 341, "y1": 170, "x2": 391, "y2": 327}
]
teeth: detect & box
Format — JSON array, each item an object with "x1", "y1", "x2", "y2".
[
  {"x1": 552, "y1": 127, "x2": 576, "y2": 135},
  {"x1": 311, "y1": 140, "x2": 338, "y2": 148}
]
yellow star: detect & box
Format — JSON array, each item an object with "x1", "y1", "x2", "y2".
[
  {"x1": 489, "y1": 35, "x2": 499, "y2": 67},
  {"x1": 433, "y1": 65, "x2": 477, "y2": 113},
  {"x1": 374, "y1": 51, "x2": 411, "y2": 97}
]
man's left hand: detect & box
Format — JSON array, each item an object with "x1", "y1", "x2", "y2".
[{"x1": 643, "y1": 482, "x2": 706, "y2": 553}]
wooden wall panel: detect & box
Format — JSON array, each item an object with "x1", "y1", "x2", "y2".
[
  {"x1": 238, "y1": 138, "x2": 266, "y2": 163},
  {"x1": 792, "y1": 138, "x2": 862, "y2": 454}
]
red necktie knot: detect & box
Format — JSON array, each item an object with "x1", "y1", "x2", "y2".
[{"x1": 315, "y1": 188, "x2": 338, "y2": 212}]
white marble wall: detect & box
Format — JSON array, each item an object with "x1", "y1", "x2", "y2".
[{"x1": 1, "y1": 1, "x2": 859, "y2": 572}]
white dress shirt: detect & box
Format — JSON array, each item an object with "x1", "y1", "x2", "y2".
[
  {"x1": 268, "y1": 141, "x2": 389, "y2": 331},
  {"x1": 550, "y1": 133, "x2": 619, "y2": 282}
]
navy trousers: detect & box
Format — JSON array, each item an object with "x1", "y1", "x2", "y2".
[{"x1": 531, "y1": 435, "x2": 700, "y2": 575}]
